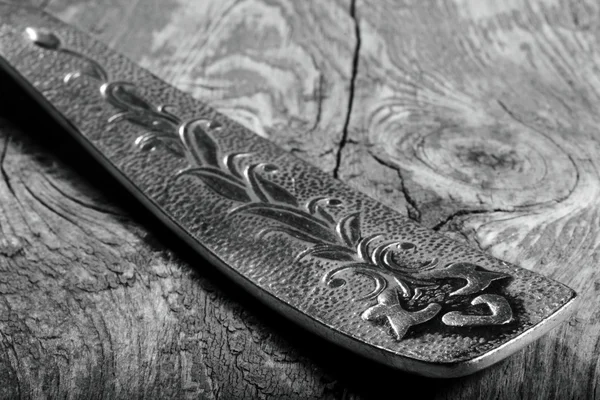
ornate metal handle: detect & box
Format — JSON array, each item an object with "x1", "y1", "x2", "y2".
[{"x1": 0, "y1": 5, "x2": 576, "y2": 377}]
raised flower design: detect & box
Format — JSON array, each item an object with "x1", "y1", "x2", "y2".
[
  {"x1": 29, "y1": 29, "x2": 515, "y2": 340},
  {"x1": 362, "y1": 290, "x2": 442, "y2": 340}
]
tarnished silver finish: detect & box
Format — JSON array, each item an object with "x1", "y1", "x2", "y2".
[
  {"x1": 21, "y1": 27, "x2": 519, "y2": 338},
  {"x1": 0, "y1": 7, "x2": 577, "y2": 377}
]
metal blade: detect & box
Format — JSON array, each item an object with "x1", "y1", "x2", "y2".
[{"x1": 0, "y1": 5, "x2": 577, "y2": 377}]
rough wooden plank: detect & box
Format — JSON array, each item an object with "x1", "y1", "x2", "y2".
[
  {"x1": 0, "y1": 0, "x2": 597, "y2": 398},
  {"x1": 342, "y1": 0, "x2": 600, "y2": 399}
]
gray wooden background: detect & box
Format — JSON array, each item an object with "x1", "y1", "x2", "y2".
[{"x1": 0, "y1": 0, "x2": 598, "y2": 399}]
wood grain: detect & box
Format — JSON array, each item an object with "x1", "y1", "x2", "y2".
[{"x1": 0, "y1": 0, "x2": 597, "y2": 398}]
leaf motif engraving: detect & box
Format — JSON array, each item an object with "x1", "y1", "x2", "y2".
[
  {"x1": 178, "y1": 168, "x2": 251, "y2": 203},
  {"x1": 103, "y1": 82, "x2": 157, "y2": 114},
  {"x1": 224, "y1": 152, "x2": 254, "y2": 179},
  {"x1": 109, "y1": 111, "x2": 179, "y2": 133},
  {"x1": 255, "y1": 170, "x2": 298, "y2": 206},
  {"x1": 134, "y1": 134, "x2": 185, "y2": 156},
  {"x1": 59, "y1": 48, "x2": 109, "y2": 82},
  {"x1": 336, "y1": 212, "x2": 361, "y2": 247},
  {"x1": 305, "y1": 197, "x2": 341, "y2": 225},
  {"x1": 46, "y1": 40, "x2": 516, "y2": 342},
  {"x1": 309, "y1": 249, "x2": 356, "y2": 262},
  {"x1": 314, "y1": 205, "x2": 335, "y2": 225},
  {"x1": 64, "y1": 66, "x2": 105, "y2": 83},
  {"x1": 244, "y1": 164, "x2": 298, "y2": 206},
  {"x1": 179, "y1": 119, "x2": 221, "y2": 167},
  {"x1": 230, "y1": 203, "x2": 340, "y2": 245}
]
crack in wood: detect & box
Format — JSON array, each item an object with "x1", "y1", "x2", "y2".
[
  {"x1": 369, "y1": 151, "x2": 422, "y2": 222},
  {"x1": 333, "y1": 0, "x2": 360, "y2": 179},
  {"x1": 431, "y1": 208, "x2": 511, "y2": 232}
]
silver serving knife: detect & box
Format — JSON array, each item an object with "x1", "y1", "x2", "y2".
[{"x1": 0, "y1": 4, "x2": 577, "y2": 378}]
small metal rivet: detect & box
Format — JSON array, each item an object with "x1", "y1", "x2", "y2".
[{"x1": 25, "y1": 27, "x2": 61, "y2": 50}]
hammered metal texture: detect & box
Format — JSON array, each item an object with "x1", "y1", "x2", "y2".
[{"x1": 0, "y1": 6, "x2": 576, "y2": 377}]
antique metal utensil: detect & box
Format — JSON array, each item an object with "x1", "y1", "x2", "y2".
[{"x1": 0, "y1": 5, "x2": 577, "y2": 378}]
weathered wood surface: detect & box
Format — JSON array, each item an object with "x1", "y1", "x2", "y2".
[{"x1": 0, "y1": 0, "x2": 598, "y2": 398}]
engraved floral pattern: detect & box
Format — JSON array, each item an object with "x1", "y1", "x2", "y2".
[{"x1": 30, "y1": 30, "x2": 515, "y2": 340}]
